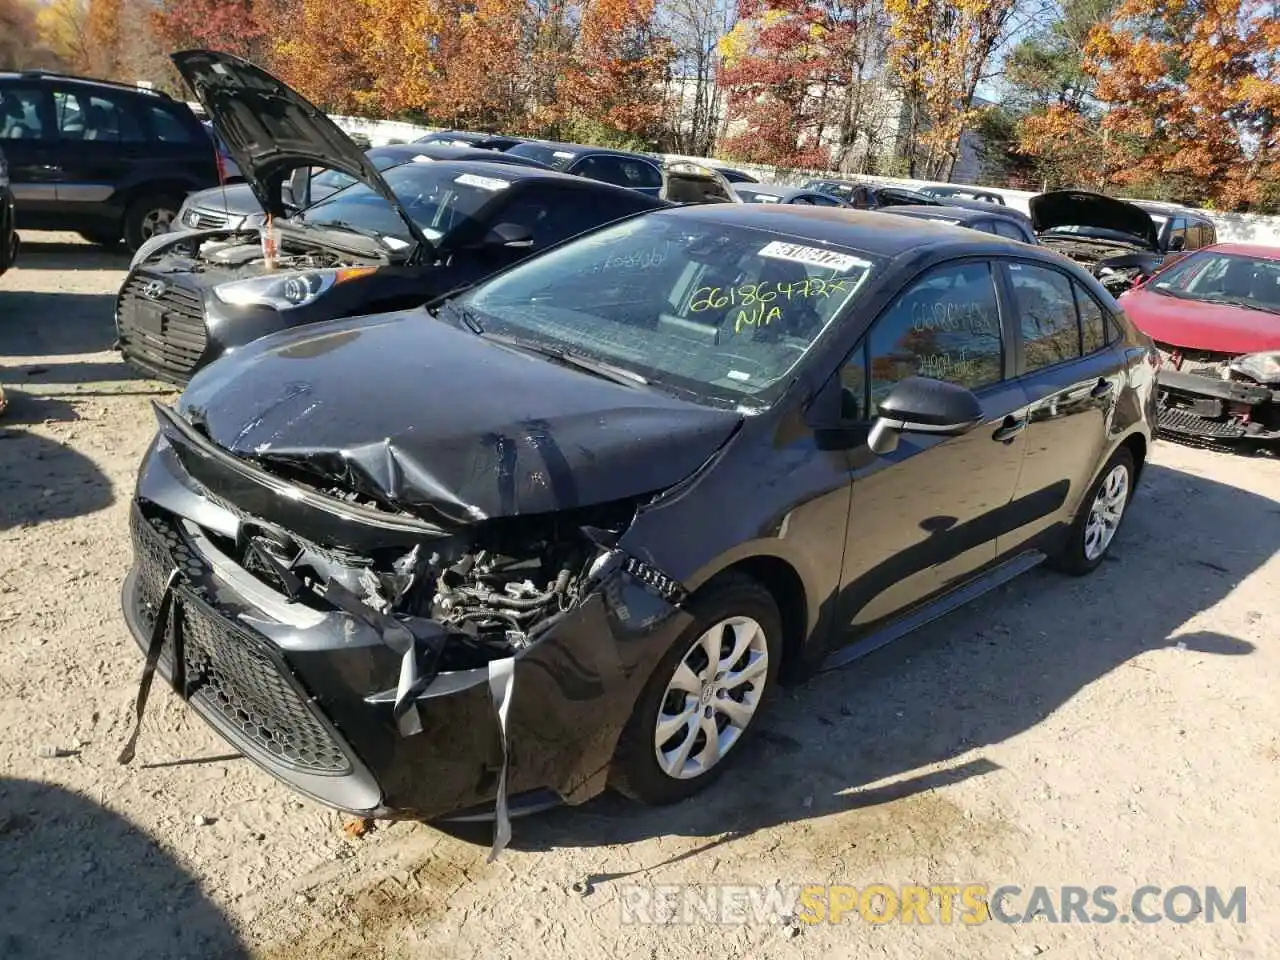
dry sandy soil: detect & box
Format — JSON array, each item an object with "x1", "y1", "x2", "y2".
[{"x1": 1, "y1": 233, "x2": 1277, "y2": 959}]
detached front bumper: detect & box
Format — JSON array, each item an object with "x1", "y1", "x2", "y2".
[
  {"x1": 1156, "y1": 369, "x2": 1280, "y2": 442},
  {"x1": 119, "y1": 437, "x2": 688, "y2": 820}
]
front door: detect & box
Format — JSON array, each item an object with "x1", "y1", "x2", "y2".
[
  {"x1": 0, "y1": 84, "x2": 62, "y2": 225},
  {"x1": 833, "y1": 260, "x2": 1028, "y2": 631}
]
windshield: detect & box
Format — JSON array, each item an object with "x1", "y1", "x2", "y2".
[
  {"x1": 297, "y1": 162, "x2": 509, "y2": 244},
  {"x1": 307, "y1": 153, "x2": 404, "y2": 200},
  {"x1": 1149, "y1": 251, "x2": 1280, "y2": 313},
  {"x1": 805, "y1": 180, "x2": 856, "y2": 201},
  {"x1": 458, "y1": 214, "x2": 880, "y2": 403},
  {"x1": 506, "y1": 142, "x2": 578, "y2": 170}
]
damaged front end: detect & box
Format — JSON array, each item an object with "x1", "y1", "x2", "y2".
[
  {"x1": 1155, "y1": 346, "x2": 1280, "y2": 444},
  {"x1": 119, "y1": 401, "x2": 696, "y2": 854}
]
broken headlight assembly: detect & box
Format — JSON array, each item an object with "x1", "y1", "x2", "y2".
[
  {"x1": 1229, "y1": 351, "x2": 1280, "y2": 385},
  {"x1": 213, "y1": 266, "x2": 376, "y2": 310}
]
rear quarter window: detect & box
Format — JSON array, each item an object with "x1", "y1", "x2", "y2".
[{"x1": 145, "y1": 104, "x2": 198, "y2": 143}]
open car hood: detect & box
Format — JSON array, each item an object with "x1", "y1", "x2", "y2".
[
  {"x1": 171, "y1": 50, "x2": 431, "y2": 252},
  {"x1": 1029, "y1": 190, "x2": 1159, "y2": 250},
  {"x1": 175, "y1": 310, "x2": 743, "y2": 527}
]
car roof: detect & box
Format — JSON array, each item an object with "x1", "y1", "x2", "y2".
[
  {"x1": 1202, "y1": 242, "x2": 1280, "y2": 261},
  {"x1": 370, "y1": 143, "x2": 543, "y2": 165},
  {"x1": 653, "y1": 203, "x2": 1034, "y2": 259},
  {"x1": 0, "y1": 70, "x2": 175, "y2": 100},
  {"x1": 1130, "y1": 200, "x2": 1212, "y2": 222},
  {"x1": 512, "y1": 139, "x2": 652, "y2": 160},
  {"x1": 384, "y1": 158, "x2": 655, "y2": 193},
  {"x1": 885, "y1": 204, "x2": 995, "y2": 224}
]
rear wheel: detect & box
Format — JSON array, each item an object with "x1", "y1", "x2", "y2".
[
  {"x1": 610, "y1": 574, "x2": 782, "y2": 805},
  {"x1": 123, "y1": 194, "x2": 182, "y2": 251},
  {"x1": 1049, "y1": 447, "x2": 1135, "y2": 575}
]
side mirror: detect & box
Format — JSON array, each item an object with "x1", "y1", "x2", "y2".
[
  {"x1": 481, "y1": 222, "x2": 534, "y2": 249},
  {"x1": 867, "y1": 377, "x2": 984, "y2": 455}
]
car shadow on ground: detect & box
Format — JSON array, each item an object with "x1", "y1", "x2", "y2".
[
  {"x1": 0, "y1": 778, "x2": 250, "y2": 958},
  {"x1": 0, "y1": 290, "x2": 118, "y2": 355},
  {"x1": 0, "y1": 394, "x2": 114, "y2": 530},
  {"x1": 438, "y1": 460, "x2": 1271, "y2": 856},
  {"x1": 7, "y1": 239, "x2": 131, "y2": 271}
]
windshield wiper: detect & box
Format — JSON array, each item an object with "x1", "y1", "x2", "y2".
[
  {"x1": 481, "y1": 332, "x2": 649, "y2": 386},
  {"x1": 1203, "y1": 296, "x2": 1280, "y2": 314},
  {"x1": 305, "y1": 218, "x2": 398, "y2": 246}
]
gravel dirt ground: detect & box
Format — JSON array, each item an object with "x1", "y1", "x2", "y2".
[{"x1": 1, "y1": 233, "x2": 1278, "y2": 960}]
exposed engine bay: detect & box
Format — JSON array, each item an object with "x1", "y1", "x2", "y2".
[
  {"x1": 226, "y1": 502, "x2": 629, "y2": 670},
  {"x1": 135, "y1": 228, "x2": 383, "y2": 283},
  {"x1": 1036, "y1": 237, "x2": 1155, "y2": 294}
]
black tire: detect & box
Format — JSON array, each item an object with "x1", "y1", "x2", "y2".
[
  {"x1": 609, "y1": 574, "x2": 782, "y2": 805},
  {"x1": 123, "y1": 194, "x2": 182, "y2": 252},
  {"x1": 1049, "y1": 446, "x2": 1136, "y2": 575},
  {"x1": 78, "y1": 229, "x2": 121, "y2": 247}
]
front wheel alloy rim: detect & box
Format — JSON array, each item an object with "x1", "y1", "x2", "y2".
[
  {"x1": 140, "y1": 207, "x2": 175, "y2": 241},
  {"x1": 1084, "y1": 463, "x2": 1129, "y2": 560},
  {"x1": 654, "y1": 616, "x2": 769, "y2": 780}
]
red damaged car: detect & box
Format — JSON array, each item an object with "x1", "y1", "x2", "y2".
[{"x1": 1119, "y1": 243, "x2": 1280, "y2": 444}]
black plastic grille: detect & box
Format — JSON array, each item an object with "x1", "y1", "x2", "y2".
[
  {"x1": 129, "y1": 508, "x2": 351, "y2": 775},
  {"x1": 1158, "y1": 406, "x2": 1247, "y2": 439},
  {"x1": 117, "y1": 273, "x2": 209, "y2": 381}
]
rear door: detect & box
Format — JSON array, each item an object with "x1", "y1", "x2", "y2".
[
  {"x1": 0, "y1": 83, "x2": 61, "y2": 224},
  {"x1": 48, "y1": 86, "x2": 148, "y2": 215},
  {"x1": 835, "y1": 258, "x2": 1029, "y2": 630},
  {"x1": 997, "y1": 260, "x2": 1123, "y2": 554}
]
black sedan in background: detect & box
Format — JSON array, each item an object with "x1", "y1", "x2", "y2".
[
  {"x1": 882, "y1": 204, "x2": 1038, "y2": 244},
  {"x1": 0, "y1": 145, "x2": 17, "y2": 276},
  {"x1": 115, "y1": 52, "x2": 662, "y2": 384},
  {"x1": 168, "y1": 142, "x2": 551, "y2": 236},
  {"x1": 413, "y1": 130, "x2": 526, "y2": 151},
  {"x1": 119, "y1": 202, "x2": 1156, "y2": 847},
  {"x1": 734, "y1": 184, "x2": 849, "y2": 206},
  {"x1": 803, "y1": 178, "x2": 942, "y2": 210}
]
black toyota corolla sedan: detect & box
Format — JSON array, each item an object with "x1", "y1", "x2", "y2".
[
  {"x1": 114, "y1": 50, "x2": 662, "y2": 384},
  {"x1": 119, "y1": 203, "x2": 1157, "y2": 849}
]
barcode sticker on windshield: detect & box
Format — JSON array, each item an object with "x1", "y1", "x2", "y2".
[
  {"x1": 758, "y1": 241, "x2": 868, "y2": 273},
  {"x1": 455, "y1": 173, "x2": 509, "y2": 191},
  {"x1": 553, "y1": 151, "x2": 575, "y2": 159}
]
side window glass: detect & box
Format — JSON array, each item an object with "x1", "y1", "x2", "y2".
[
  {"x1": 0, "y1": 87, "x2": 48, "y2": 139},
  {"x1": 791, "y1": 196, "x2": 814, "y2": 205},
  {"x1": 1169, "y1": 217, "x2": 1188, "y2": 251},
  {"x1": 809, "y1": 194, "x2": 839, "y2": 206},
  {"x1": 1008, "y1": 262, "x2": 1081, "y2": 372},
  {"x1": 865, "y1": 261, "x2": 1004, "y2": 407},
  {"x1": 626, "y1": 161, "x2": 662, "y2": 190},
  {"x1": 1074, "y1": 281, "x2": 1109, "y2": 354},
  {"x1": 53, "y1": 90, "x2": 142, "y2": 141},
  {"x1": 993, "y1": 220, "x2": 1025, "y2": 241},
  {"x1": 145, "y1": 104, "x2": 195, "y2": 143}
]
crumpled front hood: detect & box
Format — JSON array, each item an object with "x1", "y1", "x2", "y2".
[
  {"x1": 1030, "y1": 190, "x2": 1159, "y2": 250},
  {"x1": 1119, "y1": 287, "x2": 1280, "y2": 354},
  {"x1": 177, "y1": 310, "x2": 743, "y2": 525}
]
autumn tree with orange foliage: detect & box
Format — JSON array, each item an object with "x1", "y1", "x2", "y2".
[
  {"x1": 1018, "y1": 0, "x2": 1280, "y2": 209},
  {"x1": 1086, "y1": 0, "x2": 1280, "y2": 209}
]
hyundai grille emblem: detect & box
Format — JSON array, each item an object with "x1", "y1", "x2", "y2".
[{"x1": 142, "y1": 280, "x2": 166, "y2": 300}]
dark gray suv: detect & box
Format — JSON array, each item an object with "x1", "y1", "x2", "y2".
[{"x1": 0, "y1": 70, "x2": 218, "y2": 250}]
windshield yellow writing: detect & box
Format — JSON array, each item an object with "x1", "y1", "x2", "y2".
[
  {"x1": 689, "y1": 276, "x2": 850, "y2": 313},
  {"x1": 733, "y1": 302, "x2": 784, "y2": 334}
]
